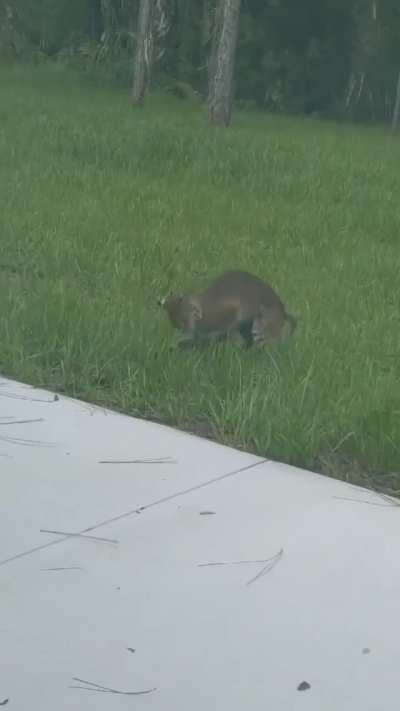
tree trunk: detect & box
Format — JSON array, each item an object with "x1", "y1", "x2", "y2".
[
  {"x1": 208, "y1": 0, "x2": 241, "y2": 126},
  {"x1": 132, "y1": 0, "x2": 155, "y2": 106},
  {"x1": 89, "y1": 0, "x2": 103, "y2": 41},
  {"x1": 392, "y1": 71, "x2": 400, "y2": 131},
  {"x1": 153, "y1": 0, "x2": 170, "y2": 64},
  {"x1": 201, "y1": 0, "x2": 212, "y2": 50},
  {"x1": 207, "y1": 0, "x2": 223, "y2": 96}
]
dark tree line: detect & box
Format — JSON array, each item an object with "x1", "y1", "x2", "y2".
[{"x1": 1, "y1": 0, "x2": 400, "y2": 126}]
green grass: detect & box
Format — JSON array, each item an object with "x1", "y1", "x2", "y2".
[{"x1": 1, "y1": 64, "x2": 400, "y2": 491}]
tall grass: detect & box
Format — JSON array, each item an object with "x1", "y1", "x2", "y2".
[{"x1": 1, "y1": 65, "x2": 399, "y2": 490}]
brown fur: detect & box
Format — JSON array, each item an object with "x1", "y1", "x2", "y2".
[{"x1": 160, "y1": 270, "x2": 296, "y2": 347}]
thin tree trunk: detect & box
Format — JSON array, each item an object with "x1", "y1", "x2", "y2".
[
  {"x1": 208, "y1": 0, "x2": 241, "y2": 126},
  {"x1": 89, "y1": 0, "x2": 103, "y2": 41},
  {"x1": 201, "y1": 0, "x2": 212, "y2": 50},
  {"x1": 132, "y1": 0, "x2": 155, "y2": 106},
  {"x1": 153, "y1": 0, "x2": 170, "y2": 63},
  {"x1": 392, "y1": 71, "x2": 400, "y2": 130},
  {"x1": 207, "y1": 0, "x2": 224, "y2": 100},
  {"x1": 345, "y1": 73, "x2": 356, "y2": 109},
  {"x1": 198, "y1": 0, "x2": 212, "y2": 95}
]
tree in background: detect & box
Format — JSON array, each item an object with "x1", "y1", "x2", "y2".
[
  {"x1": 207, "y1": 0, "x2": 224, "y2": 101},
  {"x1": 208, "y1": 0, "x2": 241, "y2": 126},
  {"x1": 3, "y1": 0, "x2": 400, "y2": 127},
  {"x1": 346, "y1": 0, "x2": 400, "y2": 122},
  {"x1": 392, "y1": 71, "x2": 400, "y2": 129},
  {"x1": 132, "y1": 0, "x2": 154, "y2": 104},
  {"x1": 0, "y1": 0, "x2": 87, "y2": 57},
  {"x1": 88, "y1": 0, "x2": 103, "y2": 41},
  {"x1": 132, "y1": 0, "x2": 170, "y2": 105}
]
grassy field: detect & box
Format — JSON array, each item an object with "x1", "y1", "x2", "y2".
[{"x1": 1, "y1": 65, "x2": 399, "y2": 490}]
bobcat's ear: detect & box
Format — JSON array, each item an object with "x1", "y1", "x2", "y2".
[{"x1": 190, "y1": 300, "x2": 202, "y2": 321}]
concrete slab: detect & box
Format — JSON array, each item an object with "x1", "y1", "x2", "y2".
[{"x1": 1, "y1": 375, "x2": 399, "y2": 710}]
